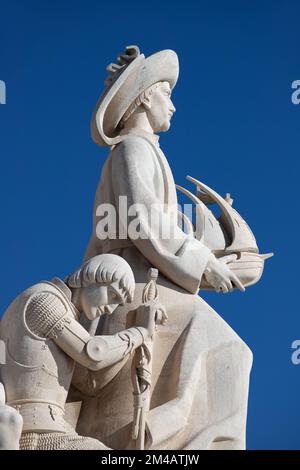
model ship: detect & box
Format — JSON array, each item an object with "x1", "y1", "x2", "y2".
[{"x1": 176, "y1": 176, "x2": 273, "y2": 289}]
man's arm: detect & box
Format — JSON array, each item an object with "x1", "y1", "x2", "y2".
[
  {"x1": 55, "y1": 300, "x2": 164, "y2": 371},
  {"x1": 24, "y1": 290, "x2": 155, "y2": 372},
  {"x1": 111, "y1": 138, "x2": 211, "y2": 294},
  {"x1": 111, "y1": 139, "x2": 244, "y2": 295},
  {"x1": 54, "y1": 317, "x2": 149, "y2": 371}
]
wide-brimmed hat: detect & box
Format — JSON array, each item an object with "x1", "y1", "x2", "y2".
[{"x1": 91, "y1": 45, "x2": 179, "y2": 147}]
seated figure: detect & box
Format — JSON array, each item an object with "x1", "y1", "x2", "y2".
[{"x1": 0, "y1": 254, "x2": 160, "y2": 450}]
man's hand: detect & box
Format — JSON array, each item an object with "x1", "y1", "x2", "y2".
[
  {"x1": 0, "y1": 383, "x2": 23, "y2": 450},
  {"x1": 204, "y1": 253, "x2": 245, "y2": 293},
  {"x1": 135, "y1": 300, "x2": 168, "y2": 336}
]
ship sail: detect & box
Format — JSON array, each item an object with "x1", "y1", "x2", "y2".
[
  {"x1": 177, "y1": 176, "x2": 258, "y2": 254},
  {"x1": 176, "y1": 176, "x2": 273, "y2": 289}
]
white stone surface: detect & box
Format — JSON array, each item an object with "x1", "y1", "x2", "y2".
[
  {"x1": 72, "y1": 45, "x2": 271, "y2": 450},
  {"x1": 0, "y1": 255, "x2": 163, "y2": 449},
  {"x1": 0, "y1": 45, "x2": 272, "y2": 451},
  {"x1": 0, "y1": 383, "x2": 23, "y2": 450}
]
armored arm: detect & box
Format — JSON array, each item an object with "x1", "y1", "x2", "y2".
[
  {"x1": 53, "y1": 318, "x2": 148, "y2": 371},
  {"x1": 24, "y1": 290, "x2": 149, "y2": 371}
]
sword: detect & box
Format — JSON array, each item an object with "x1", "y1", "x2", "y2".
[{"x1": 131, "y1": 268, "x2": 163, "y2": 450}]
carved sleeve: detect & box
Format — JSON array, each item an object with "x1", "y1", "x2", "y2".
[
  {"x1": 111, "y1": 138, "x2": 211, "y2": 294},
  {"x1": 53, "y1": 314, "x2": 148, "y2": 371},
  {"x1": 24, "y1": 290, "x2": 148, "y2": 368}
]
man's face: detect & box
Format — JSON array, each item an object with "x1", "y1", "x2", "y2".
[
  {"x1": 79, "y1": 281, "x2": 126, "y2": 321},
  {"x1": 146, "y1": 82, "x2": 176, "y2": 133}
]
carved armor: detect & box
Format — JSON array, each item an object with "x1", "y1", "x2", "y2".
[
  {"x1": 19, "y1": 431, "x2": 108, "y2": 450},
  {"x1": 0, "y1": 278, "x2": 78, "y2": 433},
  {"x1": 0, "y1": 277, "x2": 149, "y2": 439}
]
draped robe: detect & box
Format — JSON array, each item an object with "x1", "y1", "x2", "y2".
[{"x1": 70, "y1": 128, "x2": 252, "y2": 450}]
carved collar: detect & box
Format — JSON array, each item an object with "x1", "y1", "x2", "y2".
[{"x1": 50, "y1": 277, "x2": 72, "y2": 300}]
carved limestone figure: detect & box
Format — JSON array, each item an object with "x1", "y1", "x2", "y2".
[
  {"x1": 0, "y1": 254, "x2": 164, "y2": 450},
  {"x1": 0, "y1": 46, "x2": 272, "y2": 452},
  {"x1": 0, "y1": 383, "x2": 23, "y2": 450},
  {"x1": 70, "y1": 46, "x2": 271, "y2": 450}
]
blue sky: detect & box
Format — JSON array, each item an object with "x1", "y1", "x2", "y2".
[{"x1": 0, "y1": 0, "x2": 299, "y2": 449}]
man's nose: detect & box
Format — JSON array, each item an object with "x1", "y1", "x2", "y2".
[{"x1": 170, "y1": 102, "x2": 176, "y2": 113}]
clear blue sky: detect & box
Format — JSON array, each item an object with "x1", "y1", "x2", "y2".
[{"x1": 0, "y1": 0, "x2": 299, "y2": 449}]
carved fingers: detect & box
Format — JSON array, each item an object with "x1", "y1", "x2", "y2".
[
  {"x1": 229, "y1": 271, "x2": 245, "y2": 292},
  {"x1": 135, "y1": 301, "x2": 167, "y2": 336},
  {"x1": 219, "y1": 254, "x2": 245, "y2": 292},
  {"x1": 204, "y1": 253, "x2": 245, "y2": 293}
]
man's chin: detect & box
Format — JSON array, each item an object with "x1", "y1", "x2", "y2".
[
  {"x1": 157, "y1": 121, "x2": 171, "y2": 133},
  {"x1": 84, "y1": 308, "x2": 100, "y2": 320}
]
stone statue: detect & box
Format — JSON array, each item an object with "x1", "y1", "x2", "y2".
[
  {"x1": 0, "y1": 254, "x2": 165, "y2": 449},
  {"x1": 69, "y1": 45, "x2": 271, "y2": 450},
  {"x1": 0, "y1": 45, "x2": 272, "y2": 451},
  {"x1": 0, "y1": 384, "x2": 23, "y2": 450}
]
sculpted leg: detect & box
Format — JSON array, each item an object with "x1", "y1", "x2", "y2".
[
  {"x1": 146, "y1": 294, "x2": 253, "y2": 450},
  {"x1": 184, "y1": 340, "x2": 253, "y2": 450},
  {"x1": 74, "y1": 280, "x2": 253, "y2": 450}
]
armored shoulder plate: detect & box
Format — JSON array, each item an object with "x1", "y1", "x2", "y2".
[{"x1": 24, "y1": 291, "x2": 70, "y2": 340}]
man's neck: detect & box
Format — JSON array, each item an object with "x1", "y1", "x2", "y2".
[
  {"x1": 122, "y1": 109, "x2": 153, "y2": 134},
  {"x1": 119, "y1": 126, "x2": 160, "y2": 147}
]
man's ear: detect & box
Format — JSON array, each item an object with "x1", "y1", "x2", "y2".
[{"x1": 142, "y1": 96, "x2": 152, "y2": 110}]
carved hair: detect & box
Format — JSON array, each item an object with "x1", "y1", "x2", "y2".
[
  {"x1": 119, "y1": 82, "x2": 161, "y2": 128},
  {"x1": 65, "y1": 254, "x2": 135, "y2": 302}
]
